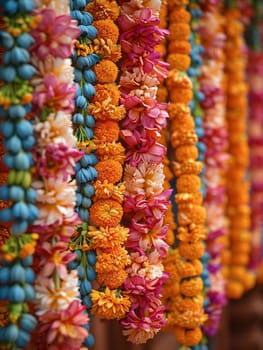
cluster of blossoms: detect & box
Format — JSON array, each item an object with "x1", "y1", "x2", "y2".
[
  {"x1": 165, "y1": 0, "x2": 208, "y2": 347},
  {"x1": 223, "y1": 4, "x2": 255, "y2": 299},
  {"x1": 81, "y1": 0, "x2": 131, "y2": 321},
  {"x1": 199, "y1": 0, "x2": 228, "y2": 337},
  {"x1": 0, "y1": 1, "x2": 40, "y2": 348},
  {"x1": 118, "y1": 0, "x2": 171, "y2": 344},
  {"x1": 23, "y1": 2, "x2": 90, "y2": 349}
]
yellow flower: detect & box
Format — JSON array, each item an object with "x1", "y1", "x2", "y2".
[{"x1": 91, "y1": 287, "x2": 131, "y2": 319}]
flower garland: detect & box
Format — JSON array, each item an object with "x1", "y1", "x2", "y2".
[
  {"x1": 73, "y1": 0, "x2": 131, "y2": 321},
  {"x1": 117, "y1": 0, "x2": 171, "y2": 344},
  {"x1": 245, "y1": 1, "x2": 263, "y2": 277},
  {"x1": 68, "y1": 0, "x2": 100, "y2": 347},
  {"x1": 0, "y1": 1, "x2": 40, "y2": 348},
  {"x1": 223, "y1": 1, "x2": 255, "y2": 299},
  {"x1": 165, "y1": 0, "x2": 208, "y2": 347},
  {"x1": 198, "y1": 0, "x2": 228, "y2": 337},
  {"x1": 23, "y1": 2, "x2": 90, "y2": 349}
]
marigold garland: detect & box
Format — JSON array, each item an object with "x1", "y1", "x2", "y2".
[
  {"x1": 164, "y1": 0, "x2": 208, "y2": 346},
  {"x1": 223, "y1": 2, "x2": 255, "y2": 299}
]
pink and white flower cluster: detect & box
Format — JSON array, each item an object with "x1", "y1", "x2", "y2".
[
  {"x1": 199, "y1": 2, "x2": 228, "y2": 337},
  {"x1": 118, "y1": 0, "x2": 171, "y2": 344},
  {"x1": 27, "y1": 2, "x2": 89, "y2": 349}
]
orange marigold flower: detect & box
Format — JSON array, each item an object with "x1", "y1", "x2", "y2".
[
  {"x1": 226, "y1": 280, "x2": 244, "y2": 299},
  {"x1": 92, "y1": 83, "x2": 120, "y2": 105},
  {"x1": 94, "y1": 180, "x2": 125, "y2": 203},
  {"x1": 169, "y1": 23, "x2": 190, "y2": 41},
  {"x1": 170, "y1": 6, "x2": 191, "y2": 23},
  {"x1": 85, "y1": 0, "x2": 120, "y2": 21},
  {"x1": 173, "y1": 326, "x2": 202, "y2": 346},
  {"x1": 90, "y1": 102, "x2": 126, "y2": 122},
  {"x1": 177, "y1": 224, "x2": 207, "y2": 242},
  {"x1": 168, "y1": 0, "x2": 189, "y2": 9},
  {"x1": 94, "y1": 19, "x2": 119, "y2": 44},
  {"x1": 179, "y1": 241, "x2": 205, "y2": 260},
  {"x1": 168, "y1": 102, "x2": 191, "y2": 121},
  {"x1": 175, "y1": 259, "x2": 203, "y2": 279},
  {"x1": 171, "y1": 129, "x2": 198, "y2": 148},
  {"x1": 162, "y1": 282, "x2": 180, "y2": 300},
  {"x1": 95, "y1": 142, "x2": 125, "y2": 163},
  {"x1": 89, "y1": 199, "x2": 123, "y2": 227},
  {"x1": 94, "y1": 59, "x2": 118, "y2": 84},
  {"x1": 96, "y1": 246, "x2": 130, "y2": 273},
  {"x1": 166, "y1": 70, "x2": 192, "y2": 90},
  {"x1": 230, "y1": 254, "x2": 249, "y2": 266},
  {"x1": 91, "y1": 287, "x2": 131, "y2": 320},
  {"x1": 176, "y1": 174, "x2": 201, "y2": 193},
  {"x1": 175, "y1": 192, "x2": 203, "y2": 206},
  {"x1": 168, "y1": 40, "x2": 191, "y2": 55},
  {"x1": 94, "y1": 120, "x2": 120, "y2": 142},
  {"x1": 172, "y1": 160, "x2": 203, "y2": 177},
  {"x1": 174, "y1": 295, "x2": 204, "y2": 313},
  {"x1": 175, "y1": 145, "x2": 199, "y2": 162},
  {"x1": 97, "y1": 269, "x2": 127, "y2": 289},
  {"x1": 180, "y1": 277, "x2": 204, "y2": 297},
  {"x1": 171, "y1": 309, "x2": 208, "y2": 329},
  {"x1": 177, "y1": 204, "x2": 206, "y2": 226},
  {"x1": 167, "y1": 53, "x2": 191, "y2": 71},
  {"x1": 157, "y1": 85, "x2": 168, "y2": 103},
  {"x1": 87, "y1": 224, "x2": 129, "y2": 249},
  {"x1": 170, "y1": 87, "x2": 193, "y2": 104},
  {"x1": 95, "y1": 159, "x2": 123, "y2": 184}
]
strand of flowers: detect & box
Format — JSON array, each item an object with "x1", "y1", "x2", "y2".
[
  {"x1": 67, "y1": 1, "x2": 100, "y2": 347},
  {"x1": 223, "y1": 1, "x2": 255, "y2": 299},
  {"x1": 246, "y1": 1, "x2": 263, "y2": 277},
  {"x1": 187, "y1": 3, "x2": 212, "y2": 349},
  {"x1": 165, "y1": 0, "x2": 208, "y2": 347},
  {"x1": 76, "y1": 0, "x2": 131, "y2": 321},
  {"x1": 0, "y1": 14, "x2": 11, "y2": 330},
  {"x1": 0, "y1": 1, "x2": 41, "y2": 348},
  {"x1": 117, "y1": 0, "x2": 171, "y2": 344},
  {"x1": 23, "y1": 2, "x2": 90, "y2": 349},
  {"x1": 198, "y1": 0, "x2": 228, "y2": 338}
]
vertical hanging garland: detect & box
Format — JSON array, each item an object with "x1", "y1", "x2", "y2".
[
  {"x1": 118, "y1": 0, "x2": 171, "y2": 344},
  {"x1": 223, "y1": 1, "x2": 255, "y2": 299},
  {"x1": 25, "y1": 1, "x2": 89, "y2": 349},
  {"x1": 246, "y1": 1, "x2": 263, "y2": 277},
  {"x1": 165, "y1": 0, "x2": 208, "y2": 347},
  {"x1": 0, "y1": 1, "x2": 39, "y2": 348},
  {"x1": 68, "y1": 1, "x2": 100, "y2": 347},
  {"x1": 86, "y1": 0, "x2": 132, "y2": 321},
  {"x1": 199, "y1": 0, "x2": 228, "y2": 337}
]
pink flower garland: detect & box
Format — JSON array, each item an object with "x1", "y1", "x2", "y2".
[
  {"x1": 199, "y1": 1, "x2": 228, "y2": 337},
  {"x1": 26, "y1": 2, "x2": 89, "y2": 349},
  {"x1": 247, "y1": 51, "x2": 263, "y2": 270},
  {"x1": 118, "y1": 0, "x2": 171, "y2": 344}
]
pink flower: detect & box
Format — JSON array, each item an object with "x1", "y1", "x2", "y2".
[
  {"x1": 120, "y1": 298, "x2": 166, "y2": 344},
  {"x1": 121, "y1": 129, "x2": 166, "y2": 166},
  {"x1": 127, "y1": 219, "x2": 169, "y2": 257},
  {"x1": 37, "y1": 241, "x2": 75, "y2": 278},
  {"x1": 118, "y1": 9, "x2": 167, "y2": 51},
  {"x1": 36, "y1": 143, "x2": 83, "y2": 181},
  {"x1": 31, "y1": 8, "x2": 79, "y2": 60},
  {"x1": 122, "y1": 96, "x2": 168, "y2": 131},
  {"x1": 124, "y1": 190, "x2": 171, "y2": 222},
  {"x1": 32, "y1": 74, "x2": 76, "y2": 113},
  {"x1": 39, "y1": 300, "x2": 88, "y2": 350}
]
